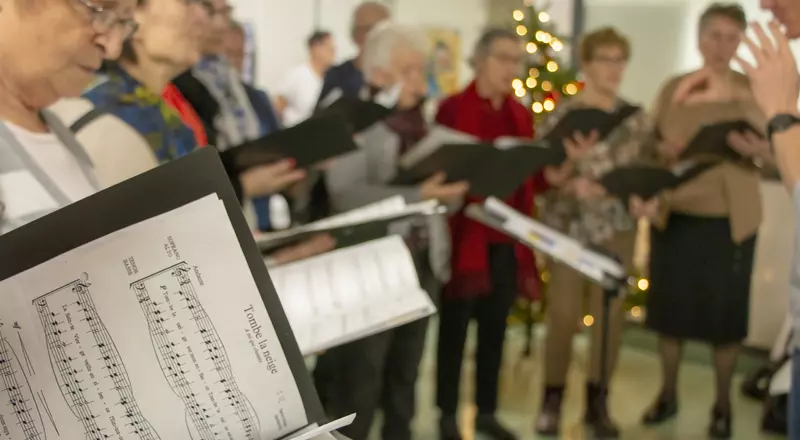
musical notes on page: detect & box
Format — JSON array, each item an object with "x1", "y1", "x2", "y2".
[
  {"x1": 130, "y1": 263, "x2": 260, "y2": 440},
  {"x1": 269, "y1": 236, "x2": 436, "y2": 355},
  {"x1": 33, "y1": 276, "x2": 160, "y2": 440},
  {"x1": 0, "y1": 194, "x2": 311, "y2": 440}
]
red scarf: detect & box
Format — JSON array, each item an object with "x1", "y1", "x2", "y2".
[
  {"x1": 442, "y1": 82, "x2": 547, "y2": 301},
  {"x1": 163, "y1": 83, "x2": 208, "y2": 147}
]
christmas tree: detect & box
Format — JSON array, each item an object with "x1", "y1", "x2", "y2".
[{"x1": 511, "y1": 1, "x2": 580, "y2": 122}]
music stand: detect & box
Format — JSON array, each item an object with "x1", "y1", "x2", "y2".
[{"x1": 466, "y1": 198, "x2": 628, "y2": 439}]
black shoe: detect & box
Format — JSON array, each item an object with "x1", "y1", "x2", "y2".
[
  {"x1": 585, "y1": 383, "x2": 620, "y2": 438},
  {"x1": 439, "y1": 415, "x2": 462, "y2": 440},
  {"x1": 475, "y1": 414, "x2": 517, "y2": 440},
  {"x1": 708, "y1": 405, "x2": 732, "y2": 439},
  {"x1": 534, "y1": 386, "x2": 564, "y2": 436},
  {"x1": 642, "y1": 393, "x2": 678, "y2": 425}
]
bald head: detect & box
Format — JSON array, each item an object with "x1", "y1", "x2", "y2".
[{"x1": 352, "y1": 2, "x2": 391, "y2": 50}]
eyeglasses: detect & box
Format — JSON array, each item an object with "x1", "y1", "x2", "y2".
[{"x1": 75, "y1": 0, "x2": 138, "y2": 40}]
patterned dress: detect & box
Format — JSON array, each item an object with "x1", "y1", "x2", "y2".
[
  {"x1": 83, "y1": 64, "x2": 198, "y2": 163},
  {"x1": 537, "y1": 98, "x2": 660, "y2": 246}
]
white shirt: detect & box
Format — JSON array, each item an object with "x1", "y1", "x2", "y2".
[
  {"x1": 277, "y1": 64, "x2": 323, "y2": 127},
  {"x1": 6, "y1": 122, "x2": 96, "y2": 203}
]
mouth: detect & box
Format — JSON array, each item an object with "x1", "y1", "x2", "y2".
[{"x1": 78, "y1": 64, "x2": 101, "y2": 74}]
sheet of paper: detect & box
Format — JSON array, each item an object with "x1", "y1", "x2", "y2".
[
  {"x1": 284, "y1": 414, "x2": 356, "y2": 440},
  {"x1": 268, "y1": 236, "x2": 436, "y2": 355},
  {"x1": 481, "y1": 198, "x2": 625, "y2": 283},
  {"x1": 257, "y1": 197, "x2": 441, "y2": 246},
  {"x1": 0, "y1": 194, "x2": 308, "y2": 440}
]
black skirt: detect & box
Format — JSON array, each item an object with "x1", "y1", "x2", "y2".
[{"x1": 646, "y1": 213, "x2": 757, "y2": 344}]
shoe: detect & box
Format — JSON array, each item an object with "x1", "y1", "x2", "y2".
[
  {"x1": 439, "y1": 415, "x2": 462, "y2": 440},
  {"x1": 585, "y1": 383, "x2": 620, "y2": 438},
  {"x1": 642, "y1": 393, "x2": 678, "y2": 425},
  {"x1": 708, "y1": 405, "x2": 732, "y2": 439},
  {"x1": 534, "y1": 386, "x2": 564, "y2": 436},
  {"x1": 475, "y1": 414, "x2": 517, "y2": 440}
]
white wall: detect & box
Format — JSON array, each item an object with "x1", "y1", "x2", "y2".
[{"x1": 229, "y1": 0, "x2": 487, "y2": 92}]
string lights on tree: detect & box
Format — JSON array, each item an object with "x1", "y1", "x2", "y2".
[{"x1": 510, "y1": 1, "x2": 581, "y2": 122}]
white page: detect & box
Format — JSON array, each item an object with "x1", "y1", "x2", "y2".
[
  {"x1": 0, "y1": 194, "x2": 308, "y2": 440},
  {"x1": 285, "y1": 414, "x2": 356, "y2": 440},
  {"x1": 268, "y1": 236, "x2": 436, "y2": 355},
  {"x1": 256, "y1": 197, "x2": 442, "y2": 246},
  {"x1": 481, "y1": 197, "x2": 625, "y2": 282},
  {"x1": 398, "y1": 125, "x2": 478, "y2": 169}
]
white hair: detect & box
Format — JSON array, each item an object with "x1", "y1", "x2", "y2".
[{"x1": 361, "y1": 21, "x2": 429, "y2": 82}]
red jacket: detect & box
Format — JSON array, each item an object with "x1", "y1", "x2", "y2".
[{"x1": 436, "y1": 82, "x2": 547, "y2": 300}]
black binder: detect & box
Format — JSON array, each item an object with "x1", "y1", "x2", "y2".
[
  {"x1": 221, "y1": 112, "x2": 358, "y2": 173},
  {"x1": 391, "y1": 142, "x2": 563, "y2": 198},
  {"x1": 0, "y1": 148, "x2": 326, "y2": 430},
  {"x1": 315, "y1": 96, "x2": 394, "y2": 133},
  {"x1": 540, "y1": 105, "x2": 642, "y2": 146},
  {"x1": 598, "y1": 160, "x2": 718, "y2": 201},
  {"x1": 680, "y1": 120, "x2": 764, "y2": 161}
]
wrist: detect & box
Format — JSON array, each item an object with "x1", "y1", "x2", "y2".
[{"x1": 766, "y1": 107, "x2": 800, "y2": 120}]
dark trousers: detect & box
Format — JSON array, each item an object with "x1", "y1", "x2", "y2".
[
  {"x1": 436, "y1": 244, "x2": 518, "y2": 416},
  {"x1": 321, "y1": 317, "x2": 429, "y2": 440}
]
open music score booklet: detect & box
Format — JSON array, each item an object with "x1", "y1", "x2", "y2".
[
  {"x1": 269, "y1": 236, "x2": 436, "y2": 355},
  {"x1": 256, "y1": 196, "x2": 442, "y2": 251},
  {"x1": 0, "y1": 149, "x2": 349, "y2": 440}
]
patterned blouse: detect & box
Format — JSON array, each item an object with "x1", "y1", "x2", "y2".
[
  {"x1": 537, "y1": 98, "x2": 660, "y2": 245},
  {"x1": 83, "y1": 64, "x2": 197, "y2": 163}
]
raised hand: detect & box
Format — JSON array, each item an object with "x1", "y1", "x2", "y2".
[
  {"x1": 735, "y1": 20, "x2": 800, "y2": 119},
  {"x1": 671, "y1": 68, "x2": 733, "y2": 105}
]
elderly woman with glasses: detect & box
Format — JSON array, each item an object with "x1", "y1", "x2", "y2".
[{"x1": 0, "y1": 0, "x2": 134, "y2": 233}]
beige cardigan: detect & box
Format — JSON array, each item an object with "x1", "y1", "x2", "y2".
[{"x1": 652, "y1": 73, "x2": 766, "y2": 243}]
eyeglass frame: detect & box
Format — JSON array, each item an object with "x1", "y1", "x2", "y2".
[{"x1": 74, "y1": 0, "x2": 139, "y2": 41}]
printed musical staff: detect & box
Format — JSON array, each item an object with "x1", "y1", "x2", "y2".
[
  {"x1": 131, "y1": 262, "x2": 260, "y2": 440},
  {"x1": 33, "y1": 277, "x2": 160, "y2": 440},
  {"x1": 0, "y1": 332, "x2": 45, "y2": 440}
]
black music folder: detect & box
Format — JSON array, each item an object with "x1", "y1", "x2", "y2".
[
  {"x1": 0, "y1": 148, "x2": 340, "y2": 439},
  {"x1": 539, "y1": 105, "x2": 642, "y2": 148},
  {"x1": 598, "y1": 160, "x2": 717, "y2": 201},
  {"x1": 221, "y1": 112, "x2": 358, "y2": 173},
  {"x1": 257, "y1": 199, "x2": 443, "y2": 252},
  {"x1": 390, "y1": 128, "x2": 562, "y2": 198},
  {"x1": 315, "y1": 96, "x2": 394, "y2": 133},
  {"x1": 679, "y1": 119, "x2": 764, "y2": 161}
]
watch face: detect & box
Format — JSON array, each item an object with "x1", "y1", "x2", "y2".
[{"x1": 771, "y1": 114, "x2": 800, "y2": 130}]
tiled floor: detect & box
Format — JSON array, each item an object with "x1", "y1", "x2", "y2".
[{"x1": 367, "y1": 321, "x2": 785, "y2": 440}]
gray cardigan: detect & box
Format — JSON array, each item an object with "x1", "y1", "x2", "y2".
[
  {"x1": 325, "y1": 122, "x2": 452, "y2": 284},
  {"x1": 0, "y1": 110, "x2": 99, "y2": 234}
]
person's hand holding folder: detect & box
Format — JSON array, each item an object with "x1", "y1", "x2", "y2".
[
  {"x1": 240, "y1": 158, "x2": 307, "y2": 197},
  {"x1": 269, "y1": 234, "x2": 337, "y2": 265},
  {"x1": 727, "y1": 130, "x2": 771, "y2": 159},
  {"x1": 420, "y1": 172, "x2": 470, "y2": 205},
  {"x1": 628, "y1": 195, "x2": 660, "y2": 221},
  {"x1": 564, "y1": 130, "x2": 599, "y2": 161}
]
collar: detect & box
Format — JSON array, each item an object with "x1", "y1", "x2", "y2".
[
  {"x1": 99, "y1": 63, "x2": 163, "y2": 106},
  {"x1": 465, "y1": 80, "x2": 512, "y2": 110}
]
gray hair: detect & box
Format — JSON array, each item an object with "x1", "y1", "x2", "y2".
[
  {"x1": 361, "y1": 21, "x2": 429, "y2": 81},
  {"x1": 471, "y1": 28, "x2": 520, "y2": 65}
]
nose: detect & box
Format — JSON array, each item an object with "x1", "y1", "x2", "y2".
[{"x1": 96, "y1": 29, "x2": 126, "y2": 60}]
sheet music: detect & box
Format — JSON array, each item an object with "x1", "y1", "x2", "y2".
[
  {"x1": 256, "y1": 197, "x2": 442, "y2": 246},
  {"x1": 268, "y1": 236, "x2": 436, "y2": 355},
  {"x1": 478, "y1": 198, "x2": 625, "y2": 285},
  {"x1": 398, "y1": 125, "x2": 478, "y2": 168},
  {"x1": 0, "y1": 195, "x2": 308, "y2": 440}
]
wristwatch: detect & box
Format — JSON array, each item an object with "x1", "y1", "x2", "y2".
[{"x1": 767, "y1": 113, "x2": 800, "y2": 140}]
